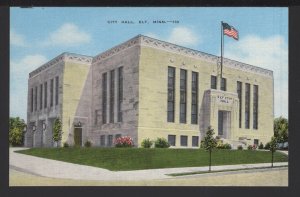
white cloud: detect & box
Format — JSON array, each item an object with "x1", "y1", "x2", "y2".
[
  {"x1": 145, "y1": 26, "x2": 201, "y2": 48},
  {"x1": 42, "y1": 23, "x2": 91, "y2": 46},
  {"x1": 225, "y1": 35, "x2": 288, "y2": 118},
  {"x1": 10, "y1": 29, "x2": 26, "y2": 47},
  {"x1": 10, "y1": 55, "x2": 48, "y2": 120},
  {"x1": 167, "y1": 27, "x2": 200, "y2": 47},
  {"x1": 10, "y1": 54, "x2": 48, "y2": 75},
  {"x1": 144, "y1": 32, "x2": 159, "y2": 39}
]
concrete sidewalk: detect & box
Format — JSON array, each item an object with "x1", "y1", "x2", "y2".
[{"x1": 9, "y1": 147, "x2": 288, "y2": 181}]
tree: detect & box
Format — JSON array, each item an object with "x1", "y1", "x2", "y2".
[
  {"x1": 53, "y1": 118, "x2": 62, "y2": 147},
  {"x1": 274, "y1": 116, "x2": 288, "y2": 143},
  {"x1": 9, "y1": 117, "x2": 26, "y2": 146},
  {"x1": 202, "y1": 126, "x2": 217, "y2": 171},
  {"x1": 269, "y1": 136, "x2": 278, "y2": 168}
]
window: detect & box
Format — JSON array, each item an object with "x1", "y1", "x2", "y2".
[
  {"x1": 44, "y1": 82, "x2": 47, "y2": 108},
  {"x1": 35, "y1": 86, "x2": 38, "y2": 111},
  {"x1": 253, "y1": 85, "x2": 258, "y2": 129},
  {"x1": 254, "y1": 139, "x2": 259, "y2": 145},
  {"x1": 245, "y1": 83, "x2": 250, "y2": 129},
  {"x1": 221, "y1": 78, "x2": 226, "y2": 91},
  {"x1": 168, "y1": 135, "x2": 176, "y2": 146},
  {"x1": 180, "y1": 135, "x2": 188, "y2": 146},
  {"x1": 100, "y1": 135, "x2": 105, "y2": 146},
  {"x1": 167, "y1": 67, "x2": 175, "y2": 122},
  {"x1": 211, "y1": 75, "x2": 217, "y2": 89},
  {"x1": 115, "y1": 134, "x2": 121, "y2": 139},
  {"x1": 218, "y1": 111, "x2": 224, "y2": 135},
  {"x1": 191, "y1": 72, "x2": 198, "y2": 124},
  {"x1": 237, "y1": 81, "x2": 242, "y2": 128},
  {"x1": 180, "y1": 69, "x2": 187, "y2": 123},
  {"x1": 192, "y1": 136, "x2": 199, "y2": 147},
  {"x1": 31, "y1": 88, "x2": 33, "y2": 112},
  {"x1": 50, "y1": 78, "x2": 54, "y2": 107},
  {"x1": 102, "y1": 73, "x2": 107, "y2": 124},
  {"x1": 110, "y1": 70, "x2": 115, "y2": 123},
  {"x1": 39, "y1": 84, "x2": 43, "y2": 110},
  {"x1": 118, "y1": 67, "x2": 123, "y2": 122},
  {"x1": 55, "y1": 76, "x2": 59, "y2": 105},
  {"x1": 108, "y1": 135, "x2": 113, "y2": 146}
]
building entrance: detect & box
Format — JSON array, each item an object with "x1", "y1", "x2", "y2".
[
  {"x1": 218, "y1": 110, "x2": 231, "y2": 138},
  {"x1": 74, "y1": 128, "x2": 82, "y2": 146}
]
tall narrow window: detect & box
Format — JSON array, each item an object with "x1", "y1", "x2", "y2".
[
  {"x1": 31, "y1": 88, "x2": 33, "y2": 112},
  {"x1": 34, "y1": 86, "x2": 37, "y2": 111},
  {"x1": 110, "y1": 70, "x2": 115, "y2": 123},
  {"x1": 218, "y1": 111, "x2": 224, "y2": 135},
  {"x1": 221, "y1": 78, "x2": 226, "y2": 91},
  {"x1": 102, "y1": 73, "x2": 107, "y2": 124},
  {"x1": 108, "y1": 135, "x2": 113, "y2": 147},
  {"x1": 40, "y1": 84, "x2": 43, "y2": 110},
  {"x1": 55, "y1": 76, "x2": 59, "y2": 105},
  {"x1": 237, "y1": 81, "x2": 242, "y2": 128},
  {"x1": 180, "y1": 135, "x2": 188, "y2": 146},
  {"x1": 245, "y1": 83, "x2": 250, "y2": 129},
  {"x1": 115, "y1": 134, "x2": 121, "y2": 139},
  {"x1": 50, "y1": 78, "x2": 54, "y2": 107},
  {"x1": 192, "y1": 136, "x2": 199, "y2": 147},
  {"x1": 191, "y1": 72, "x2": 198, "y2": 124},
  {"x1": 168, "y1": 135, "x2": 176, "y2": 146},
  {"x1": 253, "y1": 85, "x2": 258, "y2": 129},
  {"x1": 44, "y1": 82, "x2": 47, "y2": 108},
  {"x1": 100, "y1": 135, "x2": 105, "y2": 146},
  {"x1": 118, "y1": 67, "x2": 123, "y2": 122},
  {"x1": 180, "y1": 69, "x2": 187, "y2": 123},
  {"x1": 167, "y1": 67, "x2": 175, "y2": 122},
  {"x1": 211, "y1": 75, "x2": 217, "y2": 89}
]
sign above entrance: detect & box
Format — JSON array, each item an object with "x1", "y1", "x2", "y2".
[{"x1": 217, "y1": 95, "x2": 234, "y2": 104}]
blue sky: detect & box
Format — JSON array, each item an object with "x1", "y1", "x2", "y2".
[{"x1": 10, "y1": 7, "x2": 288, "y2": 121}]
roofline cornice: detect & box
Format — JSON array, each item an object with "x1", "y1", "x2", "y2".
[
  {"x1": 92, "y1": 34, "x2": 273, "y2": 78},
  {"x1": 29, "y1": 53, "x2": 93, "y2": 78}
]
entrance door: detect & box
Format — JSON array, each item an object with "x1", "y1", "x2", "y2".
[
  {"x1": 74, "y1": 128, "x2": 82, "y2": 146},
  {"x1": 218, "y1": 110, "x2": 231, "y2": 138}
]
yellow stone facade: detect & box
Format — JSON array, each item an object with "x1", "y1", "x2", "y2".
[
  {"x1": 137, "y1": 42, "x2": 273, "y2": 147},
  {"x1": 61, "y1": 61, "x2": 91, "y2": 145},
  {"x1": 26, "y1": 35, "x2": 273, "y2": 148}
]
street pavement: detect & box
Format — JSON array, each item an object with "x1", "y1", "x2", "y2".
[{"x1": 9, "y1": 147, "x2": 288, "y2": 181}]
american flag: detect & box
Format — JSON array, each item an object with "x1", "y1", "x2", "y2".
[{"x1": 222, "y1": 22, "x2": 239, "y2": 40}]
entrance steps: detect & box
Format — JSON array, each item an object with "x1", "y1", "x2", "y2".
[{"x1": 220, "y1": 138, "x2": 248, "y2": 149}]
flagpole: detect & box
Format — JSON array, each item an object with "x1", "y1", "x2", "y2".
[{"x1": 220, "y1": 21, "x2": 224, "y2": 89}]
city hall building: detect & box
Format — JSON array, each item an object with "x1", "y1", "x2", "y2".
[{"x1": 24, "y1": 35, "x2": 274, "y2": 148}]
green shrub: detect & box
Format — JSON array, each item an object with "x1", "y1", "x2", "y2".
[
  {"x1": 200, "y1": 140, "x2": 205, "y2": 149},
  {"x1": 154, "y1": 137, "x2": 170, "y2": 148},
  {"x1": 9, "y1": 127, "x2": 24, "y2": 146},
  {"x1": 9, "y1": 117, "x2": 26, "y2": 146},
  {"x1": 258, "y1": 142, "x2": 264, "y2": 149},
  {"x1": 53, "y1": 118, "x2": 62, "y2": 146},
  {"x1": 63, "y1": 142, "x2": 69, "y2": 148},
  {"x1": 237, "y1": 145, "x2": 243, "y2": 150},
  {"x1": 216, "y1": 141, "x2": 232, "y2": 150},
  {"x1": 264, "y1": 142, "x2": 271, "y2": 150},
  {"x1": 141, "y1": 138, "x2": 153, "y2": 148},
  {"x1": 84, "y1": 141, "x2": 92, "y2": 147},
  {"x1": 223, "y1": 143, "x2": 232, "y2": 149}
]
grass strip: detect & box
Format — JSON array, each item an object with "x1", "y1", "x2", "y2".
[
  {"x1": 16, "y1": 148, "x2": 288, "y2": 171},
  {"x1": 167, "y1": 165, "x2": 288, "y2": 177}
]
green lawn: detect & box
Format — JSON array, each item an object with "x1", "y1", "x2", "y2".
[{"x1": 16, "y1": 148, "x2": 288, "y2": 171}]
